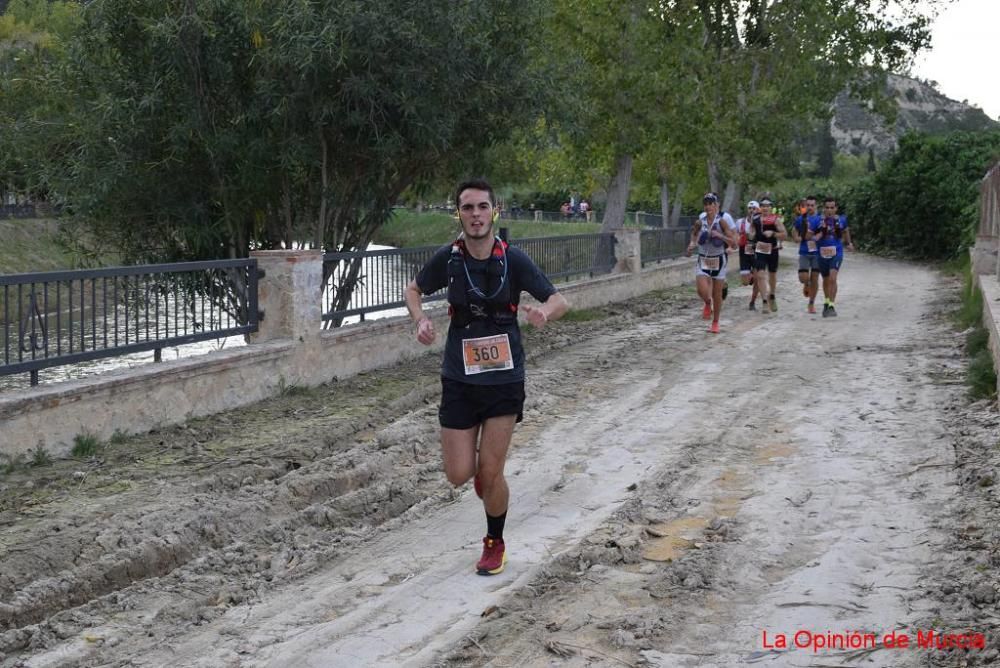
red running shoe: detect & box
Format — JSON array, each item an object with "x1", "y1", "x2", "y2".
[
  {"x1": 473, "y1": 473, "x2": 483, "y2": 499},
  {"x1": 708, "y1": 321, "x2": 720, "y2": 334},
  {"x1": 702, "y1": 303, "x2": 712, "y2": 319},
  {"x1": 807, "y1": 303, "x2": 816, "y2": 314},
  {"x1": 476, "y1": 536, "x2": 507, "y2": 575}
]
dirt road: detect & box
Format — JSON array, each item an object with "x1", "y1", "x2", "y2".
[{"x1": 2, "y1": 254, "x2": 997, "y2": 667}]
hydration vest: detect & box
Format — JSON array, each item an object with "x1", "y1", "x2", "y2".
[
  {"x1": 446, "y1": 237, "x2": 517, "y2": 327},
  {"x1": 698, "y1": 217, "x2": 726, "y2": 248},
  {"x1": 817, "y1": 216, "x2": 843, "y2": 241}
]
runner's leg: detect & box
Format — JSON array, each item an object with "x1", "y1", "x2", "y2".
[
  {"x1": 476, "y1": 415, "x2": 516, "y2": 517},
  {"x1": 828, "y1": 268, "x2": 839, "y2": 304},
  {"x1": 712, "y1": 277, "x2": 724, "y2": 324},
  {"x1": 440, "y1": 426, "x2": 479, "y2": 487},
  {"x1": 696, "y1": 274, "x2": 712, "y2": 314}
]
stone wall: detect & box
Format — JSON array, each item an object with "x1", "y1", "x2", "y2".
[{"x1": 0, "y1": 233, "x2": 693, "y2": 456}]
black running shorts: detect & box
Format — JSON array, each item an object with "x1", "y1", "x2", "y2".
[
  {"x1": 439, "y1": 378, "x2": 525, "y2": 430},
  {"x1": 754, "y1": 249, "x2": 779, "y2": 273}
]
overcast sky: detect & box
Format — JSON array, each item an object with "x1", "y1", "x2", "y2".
[{"x1": 911, "y1": 0, "x2": 1000, "y2": 120}]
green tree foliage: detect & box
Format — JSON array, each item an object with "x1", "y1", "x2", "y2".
[
  {"x1": 17, "y1": 0, "x2": 545, "y2": 264},
  {"x1": 0, "y1": 1, "x2": 81, "y2": 203},
  {"x1": 846, "y1": 131, "x2": 1000, "y2": 259}
]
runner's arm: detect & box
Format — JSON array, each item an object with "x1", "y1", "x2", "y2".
[
  {"x1": 843, "y1": 228, "x2": 855, "y2": 251},
  {"x1": 404, "y1": 279, "x2": 436, "y2": 345},
  {"x1": 775, "y1": 219, "x2": 789, "y2": 241},
  {"x1": 522, "y1": 292, "x2": 569, "y2": 328},
  {"x1": 687, "y1": 220, "x2": 700, "y2": 254},
  {"x1": 724, "y1": 221, "x2": 739, "y2": 250}
]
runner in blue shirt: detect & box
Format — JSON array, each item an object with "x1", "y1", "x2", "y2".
[
  {"x1": 792, "y1": 196, "x2": 822, "y2": 314},
  {"x1": 811, "y1": 197, "x2": 855, "y2": 317}
]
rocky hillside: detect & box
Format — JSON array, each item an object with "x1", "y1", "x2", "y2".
[{"x1": 831, "y1": 73, "x2": 999, "y2": 157}]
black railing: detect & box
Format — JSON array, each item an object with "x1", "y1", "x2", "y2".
[
  {"x1": 0, "y1": 204, "x2": 37, "y2": 219},
  {"x1": 511, "y1": 233, "x2": 616, "y2": 281},
  {"x1": 322, "y1": 245, "x2": 443, "y2": 325},
  {"x1": 0, "y1": 259, "x2": 259, "y2": 385},
  {"x1": 641, "y1": 228, "x2": 690, "y2": 266},
  {"x1": 322, "y1": 233, "x2": 617, "y2": 325}
]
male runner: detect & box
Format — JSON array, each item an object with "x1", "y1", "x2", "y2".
[
  {"x1": 749, "y1": 197, "x2": 787, "y2": 313},
  {"x1": 404, "y1": 178, "x2": 569, "y2": 575},
  {"x1": 812, "y1": 196, "x2": 854, "y2": 317},
  {"x1": 793, "y1": 196, "x2": 821, "y2": 313}
]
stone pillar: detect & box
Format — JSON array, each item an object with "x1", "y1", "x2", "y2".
[
  {"x1": 612, "y1": 229, "x2": 641, "y2": 274},
  {"x1": 249, "y1": 249, "x2": 323, "y2": 343}
]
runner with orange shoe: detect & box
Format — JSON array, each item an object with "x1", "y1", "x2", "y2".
[{"x1": 687, "y1": 192, "x2": 738, "y2": 333}]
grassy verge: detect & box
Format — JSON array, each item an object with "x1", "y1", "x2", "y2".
[
  {"x1": 955, "y1": 255, "x2": 997, "y2": 400},
  {"x1": 374, "y1": 210, "x2": 604, "y2": 248},
  {"x1": 0, "y1": 219, "x2": 77, "y2": 275}
]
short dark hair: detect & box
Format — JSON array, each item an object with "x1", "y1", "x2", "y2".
[
  {"x1": 824, "y1": 196, "x2": 837, "y2": 206},
  {"x1": 805, "y1": 195, "x2": 818, "y2": 203},
  {"x1": 455, "y1": 179, "x2": 495, "y2": 207}
]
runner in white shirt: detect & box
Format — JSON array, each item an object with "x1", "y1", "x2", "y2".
[
  {"x1": 686, "y1": 192, "x2": 738, "y2": 334},
  {"x1": 736, "y1": 200, "x2": 760, "y2": 310}
]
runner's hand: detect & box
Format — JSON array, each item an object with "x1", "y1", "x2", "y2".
[
  {"x1": 522, "y1": 304, "x2": 548, "y2": 328},
  {"x1": 415, "y1": 317, "x2": 435, "y2": 345},
  {"x1": 686, "y1": 242, "x2": 694, "y2": 256}
]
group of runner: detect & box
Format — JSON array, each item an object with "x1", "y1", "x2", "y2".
[{"x1": 687, "y1": 192, "x2": 854, "y2": 332}]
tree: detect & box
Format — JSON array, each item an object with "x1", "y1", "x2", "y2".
[
  {"x1": 674, "y1": 0, "x2": 936, "y2": 212},
  {"x1": 18, "y1": 0, "x2": 546, "y2": 319},
  {"x1": 816, "y1": 121, "x2": 836, "y2": 178},
  {"x1": 847, "y1": 130, "x2": 1000, "y2": 259}
]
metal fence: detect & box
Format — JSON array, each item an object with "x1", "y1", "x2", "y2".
[
  {"x1": 510, "y1": 233, "x2": 615, "y2": 280},
  {"x1": 640, "y1": 228, "x2": 690, "y2": 266},
  {"x1": 0, "y1": 204, "x2": 37, "y2": 219},
  {"x1": 0, "y1": 259, "x2": 259, "y2": 385},
  {"x1": 321, "y1": 233, "x2": 616, "y2": 324},
  {"x1": 322, "y1": 245, "x2": 443, "y2": 325}
]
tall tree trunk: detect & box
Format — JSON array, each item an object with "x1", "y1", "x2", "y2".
[
  {"x1": 671, "y1": 182, "x2": 686, "y2": 227},
  {"x1": 707, "y1": 159, "x2": 720, "y2": 196},
  {"x1": 658, "y1": 165, "x2": 670, "y2": 228},
  {"x1": 722, "y1": 179, "x2": 740, "y2": 215},
  {"x1": 315, "y1": 132, "x2": 329, "y2": 250},
  {"x1": 601, "y1": 153, "x2": 633, "y2": 232}
]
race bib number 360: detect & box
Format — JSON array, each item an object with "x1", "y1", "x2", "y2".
[{"x1": 462, "y1": 334, "x2": 514, "y2": 375}]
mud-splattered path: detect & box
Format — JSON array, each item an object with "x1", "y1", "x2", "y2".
[{"x1": 2, "y1": 254, "x2": 985, "y2": 667}]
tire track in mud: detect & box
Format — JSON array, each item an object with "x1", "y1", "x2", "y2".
[{"x1": 0, "y1": 288, "x2": 693, "y2": 665}]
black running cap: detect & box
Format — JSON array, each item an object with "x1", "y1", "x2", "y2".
[{"x1": 760, "y1": 197, "x2": 773, "y2": 205}]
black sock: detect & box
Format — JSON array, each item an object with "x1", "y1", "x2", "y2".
[{"x1": 486, "y1": 511, "x2": 507, "y2": 541}]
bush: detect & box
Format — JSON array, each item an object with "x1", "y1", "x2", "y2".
[{"x1": 842, "y1": 131, "x2": 1000, "y2": 260}]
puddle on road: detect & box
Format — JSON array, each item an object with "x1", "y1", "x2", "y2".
[
  {"x1": 642, "y1": 516, "x2": 706, "y2": 561},
  {"x1": 641, "y1": 450, "x2": 788, "y2": 562}
]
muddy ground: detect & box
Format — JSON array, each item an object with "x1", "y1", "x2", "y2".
[{"x1": 1, "y1": 254, "x2": 999, "y2": 667}]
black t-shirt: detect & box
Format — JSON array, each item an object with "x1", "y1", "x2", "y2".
[{"x1": 415, "y1": 243, "x2": 557, "y2": 385}]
